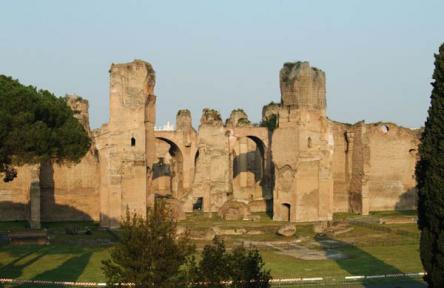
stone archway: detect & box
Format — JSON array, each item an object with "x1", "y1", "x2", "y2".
[
  {"x1": 153, "y1": 137, "x2": 184, "y2": 199},
  {"x1": 231, "y1": 133, "x2": 273, "y2": 214},
  {"x1": 232, "y1": 136, "x2": 265, "y2": 199}
]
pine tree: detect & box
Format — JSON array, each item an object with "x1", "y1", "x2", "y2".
[
  {"x1": 0, "y1": 75, "x2": 90, "y2": 182},
  {"x1": 416, "y1": 43, "x2": 444, "y2": 287}
]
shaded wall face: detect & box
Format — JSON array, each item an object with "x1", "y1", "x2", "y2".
[
  {"x1": 232, "y1": 137, "x2": 263, "y2": 201},
  {"x1": 331, "y1": 123, "x2": 353, "y2": 213},
  {"x1": 40, "y1": 155, "x2": 100, "y2": 222},
  {"x1": 0, "y1": 165, "x2": 33, "y2": 220},
  {"x1": 0, "y1": 152, "x2": 101, "y2": 222},
  {"x1": 152, "y1": 139, "x2": 184, "y2": 198},
  {"x1": 152, "y1": 140, "x2": 172, "y2": 195}
]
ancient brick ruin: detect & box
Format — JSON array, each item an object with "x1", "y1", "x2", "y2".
[{"x1": 0, "y1": 60, "x2": 420, "y2": 227}]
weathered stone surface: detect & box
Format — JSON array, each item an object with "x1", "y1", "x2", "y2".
[
  {"x1": 218, "y1": 200, "x2": 250, "y2": 220},
  {"x1": 97, "y1": 59, "x2": 156, "y2": 227},
  {"x1": 165, "y1": 198, "x2": 186, "y2": 221},
  {"x1": 277, "y1": 224, "x2": 296, "y2": 237},
  {"x1": 192, "y1": 108, "x2": 230, "y2": 212},
  {"x1": 176, "y1": 109, "x2": 192, "y2": 132}
]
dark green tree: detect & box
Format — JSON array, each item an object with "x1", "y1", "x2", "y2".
[
  {"x1": 192, "y1": 237, "x2": 271, "y2": 288},
  {"x1": 228, "y1": 245, "x2": 271, "y2": 288},
  {"x1": 101, "y1": 202, "x2": 196, "y2": 288},
  {"x1": 194, "y1": 237, "x2": 231, "y2": 288},
  {"x1": 416, "y1": 43, "x2": 444, "y2": 287},
  {"x1": 0, "y1": 75, "x2": 90, "y2": 182}
]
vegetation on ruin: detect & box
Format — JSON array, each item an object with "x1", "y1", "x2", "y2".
[
  {"x1": 0, "y1": 75, "x2": 91, "y2": 182},
  {"x1": 231, "y1": 108, "x2": 247, "y2": 114},
  {"x1": 416, "y1": 43, "x2": 444, "y2": 287},
  {"x1": 260, "y1": 114, "x2": 278, "y2": 131},
  {"x1": 237, "y1": 118, "x2": 251, "y2": 126},
  {"x1": 177, "y1": 109, "x2": 191, "y2": 116}
]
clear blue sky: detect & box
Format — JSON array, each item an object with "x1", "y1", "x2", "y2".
[{"x1": 1, "y1": 1, "x2": 443, "y2": 129}]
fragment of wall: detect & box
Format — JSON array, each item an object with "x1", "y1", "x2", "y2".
[
  {"x1": 330, "y1": 121, "x2": 354, "y2": 213},
  {"x1": 192, "y1": 109, "x2": 230, "y2": 212},
  {"x1": 365, "y1": 123, "x2": 420, "y2": 211}
]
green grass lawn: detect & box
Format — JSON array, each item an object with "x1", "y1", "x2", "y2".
[{"x1": 0, "y1": 211, "x2": 424, "y2": 284}]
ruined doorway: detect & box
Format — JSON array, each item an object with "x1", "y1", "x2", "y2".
[
  {"x1": 152, "y1": 138, "x2": 184, "y2": 198},
  {"x1": 282, "y1": 203, "x2": 291, "y2": 222},
  {"x1": 192, "y1": 197, "x2": 203, "y2": 211}
]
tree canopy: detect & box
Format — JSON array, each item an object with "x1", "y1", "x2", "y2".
[
  {"x1": 416, "y1": 43, "x2": 444, "y2": 287},
  {"x1": 102, "y1": 202, "x2": 195, "y2": 288},
  {"x1": 0, "y1": 75, "x2": 90, "y2": 182},
  {"x1": 192, "y1": 237, "x2": 271, "y2": 288}
]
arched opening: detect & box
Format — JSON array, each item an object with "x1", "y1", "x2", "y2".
[
  {"x1": 232, "y1": 135, "x2": 270, "y2": 204},
  {"x1": 152, "y1": 137, "x2": 184, "y2": 199},
  {"x1": 282, "y1": 203, "x2": 291, "y2": 222},
  {"x1": 131, "y1": 137, "x2": 136, "y2": 147}
]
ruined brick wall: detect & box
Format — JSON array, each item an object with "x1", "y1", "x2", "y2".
[
  {"x1": 39, "y1": 155, "x2": 100, "y2": 221},
  {"x1": 0, "y1": 59, "x2": 423, "y2": 225},
  {"x1": 0, "y1": 165, "x2": 33, "y2": 220},
  {"x1": 331, "y1": 121, "x2": 420, "y2": 214},
  {"x1": 192, "y1": 109, "x2": 231, "y2": 212},
  {"x1": 365, "y1": 123, "x2": 420, "y2": 211}
]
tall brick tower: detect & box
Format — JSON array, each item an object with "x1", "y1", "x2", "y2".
[
  {"x1": 99, "y1": 60, "x2": 156, "y2": 227},
  {"x1": 272, "y1": 61, "x2": 334, "y2": 222}
]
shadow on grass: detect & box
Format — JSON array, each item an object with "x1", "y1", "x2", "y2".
[
  {"x1": 0, "y1": 248, "x2": 47, "y2": 279},
  {"x1": 0, "y1": 245, "x2": 95, "y2": 282},
  {"x1": 32, "y1": 252, "x2": 92, "y2": 282},
  {"x1": 315, "y1": 235, "x2": 426, "y2": 288}
]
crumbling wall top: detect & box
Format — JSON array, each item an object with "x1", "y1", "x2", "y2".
[
  {"x1": 65, "y1": 94, "x2": 90, "y2": 131},
  {"x1": 280, "y1": 61, "x2": 326, "y2": 111},
  {"x1": 226, "y1": 109, "x2": 251, "y2": 128},
  {"x1": 200, "y1": 108, "x2": 223, "y2": 127},
  {"x1": 176, "y1": 109, "x2": 192, "y2": 131},
  {"x1": 109, "y1": 59, "x2": 156, "y2": 96}
]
